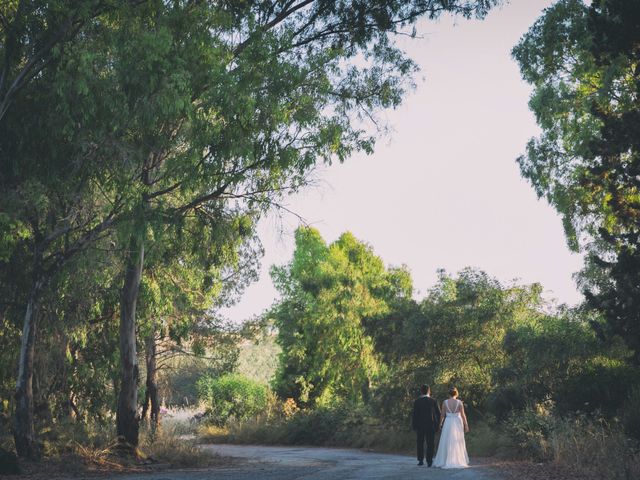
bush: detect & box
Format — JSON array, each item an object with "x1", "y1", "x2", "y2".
[
  {"x1": 486, "y1": 385, "x2": 528, "y2": 419},
  {"x1": 160, "y1": 352, "x2": 238, "y2": 406},
  {"x1": 556, "y1": 361, "x2": 640, "y2": 415},
  {"x1": 503, "y1": 403, "x2": 554, "y2": 460},
  {"x1": 198, "y1": 402, "x2": 415, "y2": 453},
  {"x1": 547, "y1": 416, "x2": 640, "y2": 480},
  {"x1": 503, "y1": 405, "x2": 640, "y2": 479},
  {"x1": 465, "y1": 419, "x2": 515, "y2": 458},
  {"x1": 197, "y1": 374, "x2": 268, "y2": 426}
]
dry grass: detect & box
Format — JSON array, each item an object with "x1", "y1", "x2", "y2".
[
  {"x1": 141, "y1": 424, "x2": 220, "y2": 468},
  {"x1": 0, "y1": 415, "x2": 230, "y2": 478},
  {"x1": 199, "y1": 407, "x2": 640, "y2": 480},
  {"x1": 501, "y1": 408, "x2": 640, "y2": 480},
  {"x1": 199, "y1": 410, "x2": 511, "y2": 457},
  {"x1": 198, "y1": 424, "x2": 231, "y2": 443},
  {"x1": 545, "y1": 417, "x2": 640, "y2": 480},
  {"x1": 197, "y1": 413, "x2": 417, "y2": 453}
]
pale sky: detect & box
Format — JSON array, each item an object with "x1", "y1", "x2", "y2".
[{"x1": 222, "y1": 0, "x2": 584, "y2": 323}]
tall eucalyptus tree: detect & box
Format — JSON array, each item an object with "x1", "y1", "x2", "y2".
[{"x1": 2, "y1": 0, "x2": 500, "y2": 454}]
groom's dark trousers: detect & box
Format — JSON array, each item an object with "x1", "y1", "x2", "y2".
[{"x1": 411, "y1": 395, "x2": 441, "y2": 465}]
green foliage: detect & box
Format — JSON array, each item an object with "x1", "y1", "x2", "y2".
[
  {"x1": 491, "y1": 310, "x2": 635, "y2": 417},
  {"x1": 197, "y1": 374, "x2": 268, "y2": 426},
  {"x1": 271, "y1": 227, "x2": 409, "y2": 407},
  {"x1": 235, "y1": 332, "x2": 281, "y2": 386},
  {"x1": 1, "y1": 0, "x2": 503, "y2": 458},
  {"x1": 513, "y1": 0, "x2": 640, "y2": 362},
  {"x1": 270, "y1": 230, "x2": 640, "y2": 435},
  {"x1": 504, "y1": 404, "x2": 555, "y2": 460},
  {"x1": 372, "y1": 268, "x2": 546, "y2": 421},
  {"x1": 158, "y1": 348, "x2": 240, "y2": 407}
]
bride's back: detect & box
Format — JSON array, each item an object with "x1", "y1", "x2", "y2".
[{"x1": 444, "y1": 398, "x2": 461, "y2": 416}]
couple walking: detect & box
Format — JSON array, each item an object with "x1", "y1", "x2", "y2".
[{"x1": 411, "y1": 385, "x2": 469, "y2": 468}]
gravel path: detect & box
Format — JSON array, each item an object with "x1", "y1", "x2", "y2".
[{"x1": 112, "y1": 444, "x2": 503, "y2": 480}]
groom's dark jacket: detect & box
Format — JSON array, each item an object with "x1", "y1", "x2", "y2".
[{"x1": 411, "y1": 395, "x2": 441, "y2": 432}]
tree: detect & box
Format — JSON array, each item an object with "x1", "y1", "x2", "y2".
[
  {"x1": 0, "y1": 27, "x2": 128, "y2": 455},
  {"x1": 512, "y1": 0, "x2": 640, "y2": 362},
  {"x1": 271, "y1": 227, "x2": 411, "y2": 406},
  {"x1": 136, "y1": 212, "x2": 261, "y2": 431},
  {"x1": 2, "y1": 0, "x2": 501, "y2": 454},
  {"x1": 492, "y1": 308, "x2": 634, "y2": 417},
  {"x1": 391, "y1": 269, "x2": 544, "y2": 408},
  {"x1": 101, "y1": 0, "x2": 501, "y2": 446},
  {"x1": 0, "y1": 1, "x2": 155, "y2": 122}
]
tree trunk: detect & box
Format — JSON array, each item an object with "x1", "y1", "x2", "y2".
[
  {"x1": 144, "y1": 332, "x2": 160, "y2": 433},
  {"x1": 116, "y1": 238, "x2": 144, "y2": 447},
  {"x1": 13, "y1": 280, "x2": 43, "y2": 458},
  {"x1": 141, "y1": 387, "x2": 150, "y2": 421}
]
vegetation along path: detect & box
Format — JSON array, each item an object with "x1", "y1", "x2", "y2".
[{"x1": 110, "y1": 444, "x2": 502, "y2": 480}]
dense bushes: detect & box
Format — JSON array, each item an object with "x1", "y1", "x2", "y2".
[
  {"x1": 197, "y1": 374, "x2": 268, "y2": 426},
  {"x1": 199, "y1": 403, "x2": 415, "y2": 452},
  {"x1": 196, "y1": 228, "x2": 640, "y2": 473},
  {"x1": 503, "y1": 405, "x2": 640, "y2": 478}
]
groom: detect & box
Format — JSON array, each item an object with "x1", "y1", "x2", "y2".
[{"x1": 411, "y1": 384, "x2": 441, "y2": 466}]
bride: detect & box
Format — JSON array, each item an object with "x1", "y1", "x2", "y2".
[{"x1": 433, "y1": 387, "x2": 469, "y2": 468}]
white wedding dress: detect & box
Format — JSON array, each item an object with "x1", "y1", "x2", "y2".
[{"x1": 433, "y1": 399, "x2": 469, "y2": 468}]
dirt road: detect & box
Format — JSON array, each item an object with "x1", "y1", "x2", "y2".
[{"x1": 112, "y1": 444, "x2": 503, "y2": 480}]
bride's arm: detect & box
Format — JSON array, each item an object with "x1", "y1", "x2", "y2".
[
  {"x1": 439, "y1": 402, "x2": 446, "y2": 430},
  {"x1": 460, "y1": 401, "x2": 469, "y2": 432}
]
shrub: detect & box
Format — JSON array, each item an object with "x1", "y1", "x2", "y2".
[
  {"x1": 197, "y1": 374, "x2": 268, "y2": 426},
  {"x1": 504, "y1": 406, "x2": 640, "y2": 479},
  {"x1": 199, "y1": 402, "x2": 415, "y2": 453},
  {"x1": 556, "y1": 361, "x2": 640, "y2": 415},
  {"x1": 486, "y1": 385, "x2": 528, "y2": 419},
  {"x1": 160, "y1": 352, "x2": 238, "y2": 406},
  {"x1": 465, "y1": 419, "x2": 516, "y2": 458},
  {"x1": 547, "y1": 416, "x2": 640, "y2": 480},
  {"x1": 282, "y1": 398, "x2": 299, "y2": 418},
  {"x1": 503, "y1": 403, "x2": 554, "y2": 460}
]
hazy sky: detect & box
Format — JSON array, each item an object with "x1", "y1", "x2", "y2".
[{"x1": 221, "y1": 0, "x2": 584, "y2": 323}]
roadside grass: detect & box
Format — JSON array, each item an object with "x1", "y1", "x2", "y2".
[
  {"x1": 545, "y1": 416, "x2": 640, "y2": 480},
  {"x1": 198, "y1": 405, "x2": 640, "y2": 480},
  {"x1": 198, "y1": 410, "x2": 415, "y2": 454},
  {"x1": 198, "y1": 408, "x2": 511, "y2": 459},
  {"x1": 1, "y1": 408, "x2": 225, "y2": 476},
  {"x1": 503, "y1": 408, "x2": 640, "y2": 480},
  {"x1": 140, "y1": 423, "x2": 220, "y2": 468}
]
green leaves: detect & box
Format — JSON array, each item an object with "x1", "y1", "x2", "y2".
[
  {"x1": 271, "y1": 227, "x2": 410, "y2": 407},
  {"x1": 197, "y1": 373, "x2": 268, "y2": 426},
  {"x1": 513, "y1": 0, "x2": 640, "y2": 361},
  {"x1": 0, "y1": 0, "x2": 505, "y2": 446}
]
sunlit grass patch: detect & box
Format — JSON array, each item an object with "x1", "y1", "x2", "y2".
[{"x1": 141, "y1": 424, "x2": 220, "y2": 468}]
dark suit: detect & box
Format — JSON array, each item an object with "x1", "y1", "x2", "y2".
[{"x1": 411, "y1": 395, "x2": 441, "y2": 465}]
